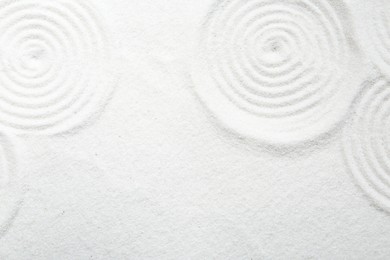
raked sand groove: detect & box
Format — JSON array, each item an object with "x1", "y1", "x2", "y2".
[
  {"x1": 192, "y1": 0, "x2": 360, "y2": 146},
  {"x1": 0, "y1": 0, "x2": 115, "y2": 135},
  {"x1": 0, "y1": 134, "x2": 21, "y2": 237},
  {"x1": 343, "y1": 78, "x2": 390, "y2": 213}
]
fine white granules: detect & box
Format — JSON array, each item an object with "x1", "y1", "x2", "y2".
[{"x1": 0, "y1": 0, "x2": 389, "y2": 259}]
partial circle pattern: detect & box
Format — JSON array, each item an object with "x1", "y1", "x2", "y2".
[
  {"x1": 0, "y1": 0, "x2": 115, "y2": 135},
  {"x1": 192, "y1": 0, "x2": 358, "y2": 146},
  {"x1": 343, "y1": 78, "x2": 390, "y2": 212},
  {"x1": 0, "y1": 134, "x2": 21, "y2": 237}
]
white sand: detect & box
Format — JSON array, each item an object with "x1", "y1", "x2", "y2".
[{"x1": 0, "y1": 0, "x2": 390, "y2": 259}]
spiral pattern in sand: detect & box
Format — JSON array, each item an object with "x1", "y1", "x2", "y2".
[
  {"x1": 360, "y1": 0, "x2": 390, "y2": 80},
  {"x1": 192, "y1": 0, "x2": 356, "y2": 145},
  {"x1": 0, "y1": 0, "x2": 114, "y2": 135},
  {"x1": 0, "y1": 134, "x2": 21, "y2": 236},
  {"x1": 343, "y1": 78, "x2": 390, "y2": 212}
]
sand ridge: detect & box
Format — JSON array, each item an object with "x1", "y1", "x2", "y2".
[
  {"x1": 191, "y1": 0, "x2": 362, "y2": 146},
  {"x1": 0, "y1": 133, "x2": 22, "y2": 238},
  {"x1": 0, "y1": 0, "x2": 116, "y2": 135},
  {"x1": 343, "y1": 77, "x2": 390, "y2": 212}
]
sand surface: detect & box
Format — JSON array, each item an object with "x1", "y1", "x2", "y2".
[{"x1": 0, "y1": 0, "x2": 390, "y2": 259}]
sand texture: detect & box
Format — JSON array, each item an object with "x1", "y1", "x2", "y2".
[{"x1": 0, "y1": 0, "x2": 390, "y2": 259}]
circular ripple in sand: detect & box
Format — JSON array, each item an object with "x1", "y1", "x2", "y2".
[
  {"x1": 0, "y1": 0, "x2": 115, "y2": 135},
  {"x1": 0, "y1": 134, "x2": 21, "y2": 237},
  {"x1": 358, "y1": 1, "x2": 390, "y2": 80},
  {"x1": 192, "y1": 0, "x2": 358, "y2": 146},
  {"x1": 343, "y1": 78, "x2": 390, "y2": 212}
]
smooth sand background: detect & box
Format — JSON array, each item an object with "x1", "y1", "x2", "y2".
[{"x1": 0, "y1": 0, "x2": 390, "y2": 259}]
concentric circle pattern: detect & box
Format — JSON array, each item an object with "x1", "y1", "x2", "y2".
[
  {"x1": 192, "y1": 0, "x2": 357, "y2": 145},
  {"x1": 343, "y1": 78, "x2": 390, "y2": 212},
  {"x1": 0, "y1": 134, "x2": 21, "y2": 236},
  {"x1": 361, "y1": 0, "x2": 390, "y2": 80},
  {"x1": 0, "y1": 0, "x2": 115, "y2": 135}
]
